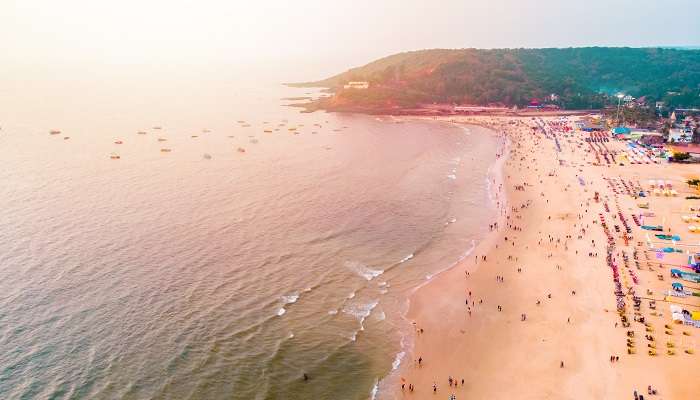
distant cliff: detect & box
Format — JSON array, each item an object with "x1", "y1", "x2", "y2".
[{"x1": 291, "y1": 47, "x2": 700, "y2": 113}]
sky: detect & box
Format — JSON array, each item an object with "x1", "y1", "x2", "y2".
[{"x1": 2, "y1": 0, "x2": 700, "y2": 81}]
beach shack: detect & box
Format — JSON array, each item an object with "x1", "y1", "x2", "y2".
[
  {"x1": 667, "y1": 144, "x2": 700, "y2": 161},
  {"x1": 611, "y1": 126, "x2": 631, "y2": 139}
]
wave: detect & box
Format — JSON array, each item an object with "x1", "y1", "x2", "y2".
[
  {"x1": 281, "y1": 294, "x2": 299, "y2": 304},
  {"x1": 425, "y1": 239, "x2": 476, "y2": 281},
  {"x1": 370, "y1": 379, "x2": 379, "y2": 400},
  {"x1": 345, "y1": 260, "x2": 384, "y2": 281},
  {"x1": 391, "y1": 351, "x2": 405, "y2": 370},
  {"x1": 375, "y1": 311, "x2": 386, "y2": 322},
  {"x1": 277, "y1": 293, "x2": 300, "y2": 316},
  {"x1": 347, "y1": 291, "x2": 356, "y2": 299},
  {"x1": 399, "y1": 254, "x2": 413, "y2": 263},
  {"x1": 343, "y1": 300, "x2": 379, "y2": 331}
]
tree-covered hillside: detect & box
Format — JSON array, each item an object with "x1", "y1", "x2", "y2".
[{"x1": 296, "y1": 47, "x2": 700, "y2": 111}]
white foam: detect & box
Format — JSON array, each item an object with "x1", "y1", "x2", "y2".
[
  {"x1": 343, "y1": 300, "x2": 379, "y2": 331},
  {"x1": 288, "y1": 332, "x2": 294, "y2": 339},
  {"x1": 347, "y1": 291, "x2": 356, "y2": 299},
  {"x1": 399, "y1": 254, "x2": 414, "y2": 263},
  {"x1": 277, "y1": 308, "x2": 286, "y2": 316},
  {"x1": 447, "y1": 174, "x2": 457, "y2": 180},
  {"x1": 281, "y1": 294, "x2": 299, "y2": 304},
  {"x1": 375, "y1": 311, "x2": 386, "y2": 321},
  {"x1": 328, "y1": 309, "x2": 338, "y2": 315},
  {"x1": 391, "y1": 351, "x2": 405, "y2": 370},
  {"x1": 345, "y1": 260, "x2": 384, "y2": 281},
  {"x1": 370, "y1": 379, "x2": 379, "y2": 400}
]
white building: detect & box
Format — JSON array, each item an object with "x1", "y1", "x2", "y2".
[{"x1": 343, "y1": 81, "x2": 370, "y2": 90}]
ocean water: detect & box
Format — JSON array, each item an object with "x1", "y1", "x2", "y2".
[{"x1": 0, "y1": 76, "x2": 499, "y2": 399}]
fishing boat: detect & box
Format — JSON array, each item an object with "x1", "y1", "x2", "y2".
[
  {"x1": 110, "y1": 153, "x2": 120, "y2": 159},
  {"x1": 191, "y1": 135, "x2": 198, "y2": 138},
  {"x1": 153, "y1": 126, "x2": 162, "y2": 130},
  {"x1": 160, "y1": 148, "x2": 172, "y2": 153},
  {"x1": 237, "y1": 147, "x2": 246, "y2": 153},
  {"x1": 49, "y1": 130, "x2": 61, "y2": 135},
  {"x1": 63, "y1": 136, "x2": 70, "y2": 140},
  {"x1": 264, "y1": 130, "x2": 273, "y2": 133},
  {"x1": 137, "y1": 131, "x2": 147, "y2": 135},
  {"x1": 157, "y1": 138, "x2": 167, "y2": 142},
  {"x1": 114, "y1": 140, "x2": 123, "y2": 144}
]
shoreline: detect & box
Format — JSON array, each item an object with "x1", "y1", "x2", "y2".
[
  {"x1": 385, "y1": 115, "x2": 699, "y2": 399},
  {"x1": 376, "y1": 120, "x2": 509, "y2": 399}
]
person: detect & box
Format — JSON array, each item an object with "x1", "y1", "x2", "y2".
[
  {"x1": 303, "y1": 373, "x2": 308, "y2": 381},
  {"x1": 418, "y1": 356, "x2": 422, "y2": 366},
  {"x1": 560, "y1": 361, "x2": 564, "y2": 368},
  {"x1": 433, "y1": 383, "x2": 437, "y2": 393}
]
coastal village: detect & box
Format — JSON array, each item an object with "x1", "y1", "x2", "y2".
[{"x1": 395, "y1": 109, "x2": 700, "y2": 399}]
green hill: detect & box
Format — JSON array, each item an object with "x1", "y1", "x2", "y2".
[{"x1": 293, "y1": 47, "x2": 700, "y2": 112}]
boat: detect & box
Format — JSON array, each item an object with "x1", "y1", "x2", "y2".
[
  {"x1": 203, "y1": 153, "x2": 212, "y2": 160},
  {"x1": 114, "y1": 140, "x2": 123, "y2": 144},
  {"x1": 237, "y1": 147, "x2": 246, "y2": 153},
  {"x1": 153, "y1": 126, "x2": 162, "y2": 130},
  {"x1": 137, "y1": 131, "x2": 147, "y2": 135},
  {"x1": 160, "y1": 148, "x2": 172, "y2": 153},
  {"x1": 264, "y1": 130, "x2": 273, "y2": 133},
  {"x1": 157, "y1": 138, "x2": 167, "y2": 142},
  {"x1": 242, "y1": 124, "x2": 251, "y2": 128},
  {"x1": 49, "y1": 130, "x2": 61, "y2": 135},
  {"x1": 202, "y1": 129, "x2": 211, "y2": 133},
  {"x1": 110, "y1": 153, "x2": 120, "y2": 159},
  {"x1": 63, "y1": 136, "x2": 70, "y2": 140}
]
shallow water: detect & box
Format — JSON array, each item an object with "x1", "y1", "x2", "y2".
[{"x1": 0, "y1": 78, "x2": 498, "y2": 399}]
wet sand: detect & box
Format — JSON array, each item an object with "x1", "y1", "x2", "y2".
[{"x1": 391, "y1": 116, "x2": 699, "y2": 399}]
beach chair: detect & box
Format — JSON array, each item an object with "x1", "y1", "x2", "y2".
[
  {"x1": 648, "y1": 349, "x2": 657, "y2": 356},
  {"x1": 667, "y1": 349, "x2": 675, "y2": 355}
]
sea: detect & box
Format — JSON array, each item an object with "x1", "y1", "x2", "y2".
[{"x1": 0, "y1": 72, "x2": 500, "y2": 400}]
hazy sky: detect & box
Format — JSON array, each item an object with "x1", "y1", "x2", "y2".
[{"x1": 2, "y1": 0, "x2": 699, "y2": 81}]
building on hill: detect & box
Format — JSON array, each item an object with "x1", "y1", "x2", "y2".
[
  {"x1": 343, "y1": 81, "x2": 369, "y2": 90},
  {"x1": 668, "y1": 128, "x2": 692, "y2": 143}
]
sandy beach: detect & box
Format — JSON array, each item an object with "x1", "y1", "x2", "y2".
[{"x1": 391, "y1": 116, "x2": 699, "y2": 400}]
